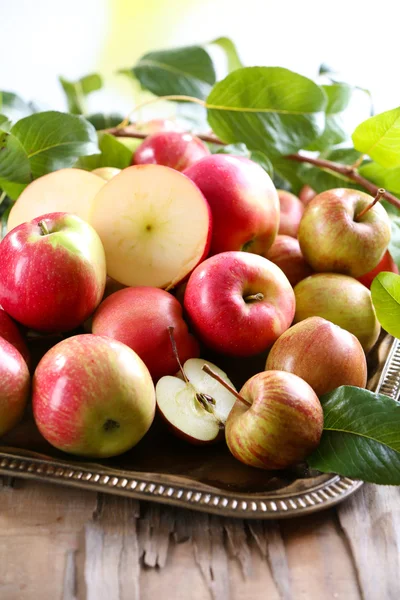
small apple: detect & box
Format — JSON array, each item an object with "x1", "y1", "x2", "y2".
[
  {"x1": 184, "y1": 155, "x2": 279, "y2": 256},
  {"x1": 298, "y1": 188, "x2": 391, "y2": 277},
  {"x1": 92, "y1": 167, "x2": 121, "y2": 181},
  {"x1": 92, "y1": 287, "x2": 199, "y2": 381},
  {"x1": 88, "y1": 164, "x2": 212, "y2": 289},
  {"x1": 225, "y1": 370, "x2": 323, "y2": 470},
  {"x1": 7, "y1": 168, "x2": 105, "y2": 232},
  {"x1": 0, "y1": 337, "x2": 30, "y2": 438},
  {"x1": 357, "y1": 250, "x2": 399, "y2": 289},
  {"x1": 184, "y1": 251, "x2": 295, "y2": 357},
  {"x1": 156, "y1": 358, "x2": 237, "y2": 444},
  {"x1": 266, "y1": 317, "x2": 367, "y2": 396},
  {"x1": 266, "y1": 235, "x2": 313, "y2": 287},
  {"x1": 0, "y1": 306, "x2": 30, "y2": 367},
  {"x1": 293, "y1": 273, "x2": 380, "y2": 352},
  {"x1": 32, "y1": 334, "x2": 155, "y2": 457},
  {"x1": 134, "y1": 131, "x2": 210, "y2": 172},
  {"x1": 299, "y1": 185, "x2": 316, "y2": 206},
  {"x1": 277, "y1": 190, "x2": 304, "y2": 237},
  {"x1": 0, "y1": 212, "x2": 106, "y2": 333}
]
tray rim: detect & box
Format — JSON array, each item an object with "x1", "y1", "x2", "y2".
[{"x1": 0, "y1": 336, "x2": 398, "y2": 519}]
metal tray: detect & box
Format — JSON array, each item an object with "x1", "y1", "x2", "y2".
[{"x1": 0, "y1": 333, "x2": 398, "y2": 519}]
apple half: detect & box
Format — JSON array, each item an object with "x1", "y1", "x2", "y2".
[
  {"x1": 156, "y1": 358, "x2": 237, "y2": 444},
  {"x1": 89, "y1": 164, "x2": 212, "y2": 289}
]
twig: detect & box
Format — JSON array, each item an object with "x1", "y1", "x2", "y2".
[{"x1": 106, "y1": 126, "x2": 225, "y2": 145}]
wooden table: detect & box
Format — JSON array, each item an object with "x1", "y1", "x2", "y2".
[{"x1": 0, "y1": 477, "x2": 398, "y2": 599}]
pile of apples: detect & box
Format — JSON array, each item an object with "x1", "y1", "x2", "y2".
[{"x1": 0, "y1": 124, "x2": 397, "y2": 471}]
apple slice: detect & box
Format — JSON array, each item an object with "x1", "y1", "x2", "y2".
[
  {"x1": 8, "y1": 168, "x2": 105, "y2": 232},
  {"x1": 89, "y1": 164, "x2": 212, "y2": 288},
  {"x1": 156, "y1": 358, "x2": 237, "y2": 444}
]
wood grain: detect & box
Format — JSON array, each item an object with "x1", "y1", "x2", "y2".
[{"x1": 0, "y1": 477, "x2": 398, "y2": 600}]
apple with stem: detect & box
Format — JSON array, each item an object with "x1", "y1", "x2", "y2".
[
  {"x1": 266, "y1": 316, "x2": 367, "y2": 396},
  {"x1": 0, "y1": 306, "x2": 30, "y2": 367},
  {"x1": 0, "y1": 337, "x2": 30, "y2": 438},
  {"x1": 357, "y1": 250, "x2": 399, "y2": 289},
  {"x1": 277, "y1": 190, "x2": 304, "y2": 237},
  {"x1": 32, "y1": 334, "x2": 155, "y2": 458},
  {"x1": 134, "y1": 131, "x2": 210, "y2": 172},
  {"x1": 266, "y1": 235, "x2": 313, "y2": 287}
]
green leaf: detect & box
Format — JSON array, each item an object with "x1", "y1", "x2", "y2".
[
  {"x1": 76, "y1": 132, "x2": 132, "y2": 170},
  {"x1": 0, "y1": 115, "x2": 11, "y2": 131},
  {"x1": 215, "y1": 143, "x2": 273, "y2": 177},
  {"x1": 381, "y1": 200, "x2": 400, "y2": 269},
  {"x1": 0, "y1": 91, "x2": 34, "y2": 122},
  {"x1": 371, "y1": 272, "x2": 400, "y2": 337},
  {"x1": 352, "y1": 107, "x2": 400, "y2": 168},
  {"x1": 206, "y1": 67, "x2": 327, "y2": 157},
  {"x1": 307, "y1": 83, "x2": 353, "y2": 151},
  {"x1": 132, "y1": 46, "x2": 216, "y2": 100},
  {"x1": 0, "y1": 180, "x2": 27, "y2": 201},
  {"x1": 59, "y1": 73, "x2": 103, "y2": 114},
  {"x1": 86, "y1": 113, "x2": 125, "y2": 130},
  {"x1": 271, "y1": 157, "x2": 305, "y2": 194},
  {"x1": 210, "y1": 37, "x2": 243, "y2": 72},
  {"x1": 298, "y1": 148, "x2": 364, "y2": 194},
  {"x1": 308, "y1": 386, "x2": 400, "y2": 485},
  {"x1": 0, "y1": 130, "x2": 31, "y2": 183},
  {"x1": 359, "y1": 162, "x2": 400, "y2": 195}
]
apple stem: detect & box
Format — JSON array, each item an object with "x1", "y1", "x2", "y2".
[
  {"x1": 38, "y1": 220, "x2": 50, "y2": 236},
  {"x1": 167, "y1": 326, "x2": 189, "y2": 383},
  {"x1": 355, "y1": 188, "x2": 386, "y2": 221},
  {"x1": 244, "y1": 293, "x2": 264, "y2": 303},
  {"x1": 202, "y1": 365, "x2": 252, "y2": 408}
]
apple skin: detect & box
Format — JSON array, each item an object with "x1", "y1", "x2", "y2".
[
  {"x1": 266, "y1": 235, "x2": 313, "y2": 287},
  {"x1": 277, "y1": 190, "x2": 304, "y2": 237},
  {"x1": 298, "y1": 188, "x2": 391, "y2": 277},
  {"x1": 0, "y1": 212, "x2": 106, "y2": 333},
  {"x1": 32, "y1": 334, "x2": 155, "y2": 458},
  {"x1": 293, "y1": 273, "x2": 380, "y2": 352},
  {"x1": 299, "y1": 185, "x2": 316, "y2": 206},
  {"x1": 225, "y1": 370, "x2": 323, "y2": 470},
  {"x1": 0, "y1": 337, "x2": 30, "y2": 438},
  {"x1": 184, "y1": 251, "x2": 295, "y2": 357},
  {"x1": 0, "y1": 306, "x2": 30, "y2": 367},
  {"x1": 92, "y1": 287, "x2": 200, "y2": 382},
  {"x1": 134, "y1": 131, "x2": 210, "y2": 172},
  {"x1": 266, "y1": 316, "x2": 367, "y2": 396},
  {"x1": 357, "y1": 250, "x2": 399, "y2": 289},
  {"x1": 184, "y1": 155, "x2": 280, "y2": 256}
]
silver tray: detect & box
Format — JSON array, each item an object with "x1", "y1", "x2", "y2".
[{"x1": 0, "y1": 334, "x2": 398, "y2": 519}]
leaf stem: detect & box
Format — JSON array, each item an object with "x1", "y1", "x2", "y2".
[
  {"x1": 355, "y1": 188, "x2": 386, "y2": 221},
  {"x1": 202, "y1": 364, "x2": 252, "y2": 408}
]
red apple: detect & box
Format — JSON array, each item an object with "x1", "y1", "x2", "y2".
[
  {"x1": 266, "y1": 235, "x2": 313, "y2": 287},
  {"x1": 0, "y1": 213, "x2": 106, "y2": 333},
  {"x1": 0, "y1": 306, "x2": 30, "y2": 367},
  {"x1": 357, "y1": 250, "x2": 399, "y2": 289},
  {"x1": 225, "y1": 370, "x2": 323, "y2": 470},
  {"x1": 184, "y1": 251, "x2": 295, "y2": 357},
  {"x1": 0, "y1": 337, "x2": 30, "y2": 437},
  {"x1": 266, "y1": 317, "x2": 367, "y2": 396},
  {"x1": 184, "y1": 155, "x2": 279, "y2": 256},
  {"x1": 32, "y1": 334, "x2": 155, "y2": 457},
  {"x1": 92, "y1": 287, "x2": 199, "y2": 381},
  {"x1": 277, "y1": 190, "x2": 304, "y2": 237},
  {"x1": 299, "y1": 185, "x2": 316, "y2": 206},
  {"x1": 134, "y1": 131, "x2": 210, "y2": 172}
]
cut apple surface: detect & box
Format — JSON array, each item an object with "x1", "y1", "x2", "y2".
[
  {"x1": 156, "y1": 358, "x2": 237, "y2": 444},
  {"x1": 89, "y1": 164, "x2": 212, "y2": 288},
  {"x1": 8, "y1": 168, "x2": 105, "y2": 232}
]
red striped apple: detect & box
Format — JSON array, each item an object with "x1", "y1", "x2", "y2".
[
  {"x1": 266, "y1": 317, "x2": 367, "y2": 396},
  {"x1": 32, "y1": 334, "x2": 155, "y2": 457},
  {"x1": 225, "y1": 370, "x2": 323, "y2": 470},
  {"x1": 0, "y1": 337, "x2": 30, "y2": 437},
  {"x1": 134, "y1": 131, "x2": 210, "y2": 171},
  {"x1": 0, "y1": 306, "x2": 30, "y2": 367},
  {"x1": 184, "y1": 155, "x2": 279, "y2": 256},
  {"x1": 266, "y1": 235, "x2": 313, "y2": 287},
  {"x1": 184, "y1": 251, "x2": 295, "y2": 357},
  {"x1": 357, "y1": 250, "x2": 399, "y2": 289},
  {"x1": 277, "y1": 190, "x2": 304, "y2": 237}
]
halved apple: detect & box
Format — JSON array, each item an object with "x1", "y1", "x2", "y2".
[
  {"x1": 88, "y1": 164, "x2": 212, "y2": 289},
  {"x1": 8, "y1": 168, "x2": 105, "y2": 231},
  {"x1": 156, "y1": 358, "x2": 237, "y2": 444},
  {"x1": 92, "y1": 167, "x2": 121, "y2": 181}
]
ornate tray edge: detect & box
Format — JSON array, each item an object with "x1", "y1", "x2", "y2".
[{"x1": 0, "y1": 337, "x2": 398, "y2": 519}]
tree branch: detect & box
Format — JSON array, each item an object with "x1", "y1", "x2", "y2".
[{"x1": 106, "y1": 126, "x2": 226, "y2": 146}]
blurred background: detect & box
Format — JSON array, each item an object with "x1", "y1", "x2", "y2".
[{"x1": 1, "y1": 0, "x2": 398, "y2": 117}]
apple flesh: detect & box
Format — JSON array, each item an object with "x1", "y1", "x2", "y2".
[
  {"x1": 0, "y1": 306, "x2": 30, "y2": 367},
  {"x1": 7, "y1": 168, "x2": 105, "y2": 232},
  {"x1": 156, "y1": 358, "x2": 237, "y2": 444},
  {"x1": 225, "y1": 370, "x2": 323, "y2": 470},
  {"x1": 32, "y1": 334, "x2": 155, "y2": 457},
  {"x1": 134, "y1": 131, "x2": 210, "y2": 172},
  {"x1": 299, "y1": 185, "x2": 316, "y2": 206},
  {"x1": 266, "y1": 316, "x2": 367, "y2": 396},
  {"x1": 357, "y1": 250, "x2": 399, "y2": 289},
  {"x1": 89, "y1": 164, "x2": 212, "y2": 289},
  {"x1": 293, "y1": 273, "x2": 380, "y2": 352},
  {"x1": 277, "y1": 190, "x2": 304, "y2": 237},
  {"x1": 184, "y1": 155, "x2": 279, "y2": 256},
  {"x1": 92, "y1": 287, "x2": 199, "y2": 381},
  {"x1": 0, "y1": 337, "x2": 30, "y2": 438},
  {"x1": 266, "y1": 235, "x2": 313, "y2": 287},
  {"x1": 184, "y1": 251, "x2": 295, "y2": 357},
  {"x1": 0, "y1": 212, "x2": 106, "y2": 333},
  {"x1": 298, "y1": 188, "x2": 391, "y2": 277},
  {"x1": 92, "y1": 167, "x2": 121, "y2": 181}
]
